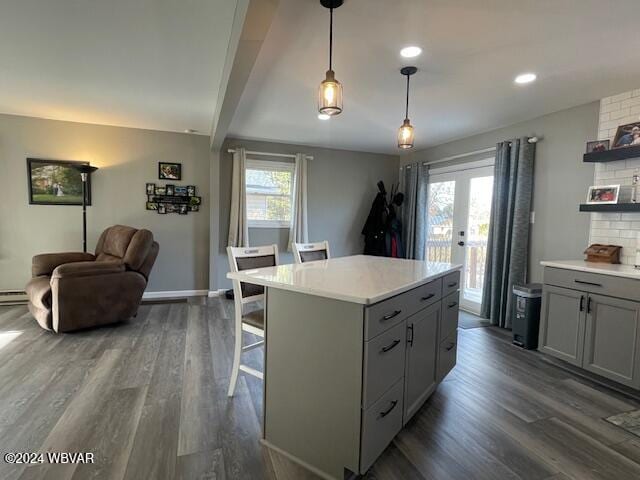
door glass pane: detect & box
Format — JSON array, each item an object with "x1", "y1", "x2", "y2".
[
  {"x1": 463, "y1": 175, "x2": 493, "y2": 305},
  {"x1": 426, "y1": 181, "x2": 455, "y2": 263}
]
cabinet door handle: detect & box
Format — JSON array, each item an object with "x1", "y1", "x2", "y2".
[
  {"x1": 379, "y1": 400, "x2": 398, "y2": 418},
  {"x1": 447, "y1": 282, "x2": 458, "y2": 288},
  {"x1": 421, "y1": 293, "x2": 435, "y2": 301},
  {"x1": 587, "y1": 297, "x2": 593, "y2": 314},
  {"x1": 448, "y1": 301, "x2": 458, "y2": 309},
  {"x1": 380, "y1": 339, "x2": 401, "y2": 353},
  {"x1": 446, "y1": 342, "x2": 456, "y2": 351},
  {"x1": 407, "y1": 324, "x2": 414, "y2": 347},
  {"x1": 579, "y1": 295, "x2": 585, "y2": 312},
  {"x1": 574, "y1": 279, "x2": 602, "y2": 287},
  {"x1": 382, "y1": 310, "x2": 402, "y2": 321}
]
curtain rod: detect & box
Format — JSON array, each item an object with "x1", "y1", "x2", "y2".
[
  {"x1": 423, "y1": 136, "x2": 540, "y2": 166},
  {"x1": 227, "y1": 149, "x2": 313, "y2": 160}
]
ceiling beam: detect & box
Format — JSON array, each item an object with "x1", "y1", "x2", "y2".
[{"x1": 209, "y1": 0, "x2": 279, "y2": 151}]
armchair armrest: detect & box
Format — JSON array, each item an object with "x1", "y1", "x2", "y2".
[
  {"x1": 52, "y1": 261, "x2": 125, "y2": 279},
  {"x1": 32, "y1": 252, "x2": 96, "y2": 277}
]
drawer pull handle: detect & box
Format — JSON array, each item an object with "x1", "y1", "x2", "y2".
[
  {"x1": 381, "y1": 339, "x2": 401, "y2": 353},
  {"x1": 379, "y1": 400, "x2": 398, "y2": 418},
  {"x1": 446, "y1": 342, "x2": 456, "y2": 351},
  {"x1": 421, "y1": 293, "x2": 435, "y2": 301},
  {"x1": 448, "y1": 301, "x2": 458, "y2": 309},
  {"x1": 382, "y1": 310, "x2": 402, "y2": 321},
  {"x1": 407, "y1": 324, "x2": 414, "y2": 347},
  {"x1": 447, "y1": 282, "x2": 457, "y2": 288},
  {"x1": 574, "y1": 279, "x2": 602, "y2": 287}
]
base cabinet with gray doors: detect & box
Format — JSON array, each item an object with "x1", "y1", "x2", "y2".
[
  {"x1": 261, "y1": 269, "x2": 461, "y2": 480},
  {"x1": 539, "y1": 265, "x2": 640, "y2": 389}
]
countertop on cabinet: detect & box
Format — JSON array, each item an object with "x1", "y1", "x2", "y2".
[{"x1": 540, "y1": 260, "x2": 640, "y2": 280}]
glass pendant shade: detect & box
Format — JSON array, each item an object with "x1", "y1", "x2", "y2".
[
  {"x1": 398, "y1": 118, "x2": 415, "y2": 149},
  {"x1": 318, "y1": 70, "x2": 343, "y2": 116}
]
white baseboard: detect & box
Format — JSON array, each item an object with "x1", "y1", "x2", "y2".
[
  {"x1": 207, "y1": 289, "x2": 227, "y2": 297},
  {"x1": 0, "y1": 290, "x2": 28, "y2": 304},
  {"x1": 142, "y1": 289, "x2": 208, "y2": 300}
]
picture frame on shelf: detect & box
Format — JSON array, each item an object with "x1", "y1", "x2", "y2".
[
  {"x1": 158, "y1": 162, "x2": 181, "y2": 180},
  {"x1": 613, "y1": 122, "x2": 640, "y2": 149},
  {"x1": 586, "y1": 185, "x2": 620, "y2": 204},
  {"x1": 586, "y1": 140, "x2": 610, "y2": 153}
]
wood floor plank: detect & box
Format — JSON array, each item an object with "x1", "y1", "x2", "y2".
[{"x1": 175, "y1": 448, "x2": 226, "y2": 480}]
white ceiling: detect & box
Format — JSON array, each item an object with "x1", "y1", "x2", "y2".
[
  {"x1": 0, "y1": 0, "x2": 238, "y2": 134},
  {"x1": 229, "y1": 0, "x2": 640, "y2": 154}
]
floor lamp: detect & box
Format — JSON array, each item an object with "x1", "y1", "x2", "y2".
[{"x1": 72, "y1": 164, "x2": 98, "y2": 253}]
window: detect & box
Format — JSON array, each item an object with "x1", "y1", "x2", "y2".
[{"x1": 245, "y1": 159, "x2": 294, "y2": 228}]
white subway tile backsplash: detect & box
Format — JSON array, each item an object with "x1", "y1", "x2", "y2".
[
  {"x1": 621, "y1": 213, "x2": 640, "y2": 221},
  {"x1": 593, "y1": 228, "x2": 619, "y2": 237},
  {"x1": 621, "y1": 97, "x2": 640, "y2": 109},
  {"x1": 592, "y1": 221, "x2": 611, "y2": 229},
  {"x1": 620, "y1": 230, "x2": 637, "y2": 239},
  {"x1": 611, "y1": 221, "x2": 631, "y2": 229},
  {"x1": 611, "y1": 108, "x2": 631, "y2": 120},
  {"x1": 601, "y1": 102, "x2": 622, "y2": 114},
  {"x1": 611, "y1": 92, "x2": 632, "y2": 103}
]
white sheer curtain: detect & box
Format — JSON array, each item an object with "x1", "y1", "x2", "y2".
[
  {"x1": 288, "y1": 153, "x2": 309, "y2": 250},
  {"x1": 228, "y1": 147, "x2": 249, "y2": 247}
]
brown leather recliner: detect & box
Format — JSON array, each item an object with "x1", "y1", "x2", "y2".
[{"x1": 25, "y1": 225, "x2": 159, "y2": 333}]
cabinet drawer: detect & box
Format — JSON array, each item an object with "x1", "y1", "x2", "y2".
[
  {"x1": 442, "y1": 271, "x2": 461, "y2": 297},
  {"x1": 544, "y1": 267, "x2": 640, "y2": 302},
  {"x1": 363, "y1": 321, "x2": 406, "y2": 408},
  {"x1": 407, "y1": 278, "x2": 442, "y2": 313},
  {"x1": 440, "y1": 291, "x2": 460, "y2": 342},
  {"x1": 437, "y1": 331, "x2": 457, "y2": 382},
  {"x1": 365, "y1": 292, "x2": 412, "y2": 340},
  {"x1": 360, "y1": 378, "x2": 404, "y2": 474}
]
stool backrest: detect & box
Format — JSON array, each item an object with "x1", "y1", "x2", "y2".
[
  {"x1": 227, "y1": 245, "x2": 279, "y2": 304},
  {"x1": 292, "y1": 241, "x2": 330, "y2": 264}
]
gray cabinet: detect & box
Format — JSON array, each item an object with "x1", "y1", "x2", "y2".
[
  {"x1": 540, "y1": 266, "x2": 640, "y2": 389},
  {"x1": 403, "y1": 302, "x2": 440, "y2": 422},
  {"x1": 539, "y1": 285, "x2": 585, "y2": 366},
  {"x1": 583, "y1": 294, "x2": 640, "y2": 388}
]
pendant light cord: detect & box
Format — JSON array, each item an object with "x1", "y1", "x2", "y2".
[
  {"x1": 405, "y1": 74, "x2": 410, "y2": 119},
  {"x1": 329, "y1": 7, "x2": 333, "y2": 71}
]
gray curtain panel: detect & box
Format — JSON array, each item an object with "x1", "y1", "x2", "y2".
[
  {"x1": 480, "y1": 138, "x2": 535, "y2": 328},
  {"x1": 400, "y1": 163, "x2": 429, "y2": 260}
]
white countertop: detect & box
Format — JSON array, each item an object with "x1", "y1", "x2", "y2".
[
  {"x1": 227, "y1": 255, "x2": 462, "y2": 305},
  {"x1": 541, "y1": 260, "x2": 640, "y2": 280}
]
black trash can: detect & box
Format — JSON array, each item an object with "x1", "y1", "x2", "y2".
[{"x1": 512, "y1": 283, "x2": 542, "y2": 350}]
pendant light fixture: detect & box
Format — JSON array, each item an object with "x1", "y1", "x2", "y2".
[
  {"x1": 398, "y1": 66, "x2": 417, "y2": 149},
  {"x1": 318, "y1": 0, "x2": 343, "y2": 116}
]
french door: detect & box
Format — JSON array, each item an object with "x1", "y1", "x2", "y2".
[{"x1": 425, "y1": 161, "x2": 494, "y2": 314}]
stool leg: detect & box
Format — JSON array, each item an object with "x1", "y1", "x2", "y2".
[{"x1": 228, "y1": 308, "x2": 243, "y2": 397}]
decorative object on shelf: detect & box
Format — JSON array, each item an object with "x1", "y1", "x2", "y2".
[
  {"x1": 145, "y1": 182, "x2": 200, "y2": 214},
  {"x1": 584, "y1": 244, "x2": 622, "y2": 264},
  {"x1": 586, "y1": 140, "x2": 610, "y2": 153},
  {"x1": 586, "y1": 184, "x2": 620, "y2": 204},
  {"x1": 317, "y1": 0, "x2": 343, "y2": 117},
  {"x1": 158, "y1": 162, "x2": 181, "y2": 180},
  {"x1": 27, "y1": 158, "x2": 92, "y2": 206},
  {"x1": 633, "y1": 170, "x2": 640, "y2": 203},
  {"x1": 613, "y1": 122, "x2": 640, "y2": 149},
  {"x1": 398, "y1": 66, "x2": 417, "y2": 149},
  {"x1": 583, "y1": 143, "x2": 640, "y2": 163},
  {"x1": 71, "y1": 163, "x2": 99, "y2": 253}
]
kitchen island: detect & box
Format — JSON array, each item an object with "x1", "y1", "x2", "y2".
[{"x1": 228, "y1": 255, "x2": 462, "y2": 479}]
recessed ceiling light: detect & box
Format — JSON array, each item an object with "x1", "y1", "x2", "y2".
[
  {"x1": 318, "y1": 113, "x2": 330, "y2": 120},
  {"x1": 514, "y1": 73, "x2": 537, "y2": 85},
  {"x1": 400, "y1": 46, "x2": 422, "y2": 58}
]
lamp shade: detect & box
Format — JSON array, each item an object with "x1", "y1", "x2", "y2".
[
  {"x1": 72, "y1": 164, "x2": 99, "y2": 175},
  {"x1": 318, "y1": 70, "x2": 343, "y2": 116},
  {"x1": 397, "y1": 119, "x2": 415, "y2": 149}
]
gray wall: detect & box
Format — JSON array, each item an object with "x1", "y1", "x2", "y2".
[
  {"x1": 214, "y1": 138, "x2": 399, "y2": 289},
  {"x1": 402, "y1": 102, "x2": 599, "y2": 282},
  {"x1": 0, "y1": 113, "x2": 211, "y2": 292}
]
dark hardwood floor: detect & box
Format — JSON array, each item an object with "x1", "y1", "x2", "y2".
[{"x1": 1, "y1": 298, "x2": 640, "y2": 480}]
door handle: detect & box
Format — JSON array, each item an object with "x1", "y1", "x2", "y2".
[
  {"x1": 447, "y1": 282, "x2": 458, "y2": 288},
  {"x1": 446, "y1": 342, "x2": 456, "y2": 351},
  {"x1": 382, "y1": 310, "x2": 401, "y2": 321},
  {"x1": 579, "y1": 295, "x2": 585, "y2": 312},
  {"x1": 379, "y1": 400, "x2": 398, "y2": 418},
  {"x1": 380, "y1": 339, "x2": 401, "y2": 353},
  {"x1": 587, "y1": 297, "x2": 593, "y2": 314},
  {"x1": 457, "y1": 241, "x2": 465, "y2": 246},
  {"x1": 574, "y1": 279, "x2": 602, "y2": 287},
  {"x1": 421, "y1": 293, "x2": 435, "y2": 301},
  {"x1": 448, "y1": 301, "x2": 458, "y2": 309},
  {"x1": 407, "y1": 324, "x2": 414, "y2": 347}
]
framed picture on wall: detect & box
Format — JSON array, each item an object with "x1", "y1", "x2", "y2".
[
  {"x1": 146, "y1": 183, "x2": 155, "y2": 195},
  {"x1": 159, "y1": 162, "x2": 181, "y2": 180},
  {"x1": 586, "y1": 185, "x2": 620, "y2": 204},
  {"x1": 586, "y1": 140, "x2": 610, "y2": 153},
  {"x1": 26, "y1": 158, "x2": 92, "y2": 206},
  {"x1": 613, "y1": 122, "x2": 640, "y2": 148}
]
